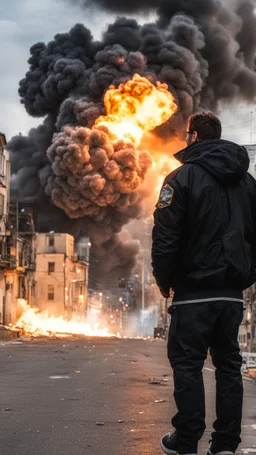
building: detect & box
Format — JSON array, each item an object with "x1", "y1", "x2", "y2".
[
  {"x1": 0, "y1": 133, "x2": 10, "y2": 323},
  {"x1": 0, "y1": 131, "x2": 91, "y2": 327},
  {"x1": 244, "y1": 144, "x2": 256, "y2": 178},
  {"x1": 0, "y1": 137, "x2": 37, "y2": 325},
  {"x1": 34, "y1": 233, "x2": 90, "y2": 319},
  {"x1": 4, "y1": 204, "x2": 36, "y2": 324},
  {"x1": 0, "y1": 134, "x2": 36, "y2": 325},
  {"x1": 240, "y1": 285, "x2": 256, "y2": 352}
]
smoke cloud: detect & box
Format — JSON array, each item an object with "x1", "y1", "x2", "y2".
[
  {"x1": 46, "y1": 125, "x2": 152, "y2": 219},
  {"x1": 8, "y1": 0, "x2": 256, "y2": 285}
]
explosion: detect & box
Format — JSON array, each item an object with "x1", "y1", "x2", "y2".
[
  {"x1": 95, "y1": 74, "x2": 177, "y2": 146},
  {"x1": 45, "y1": 74, "x2": 177, "y2": 220},
  {"x1": 15, "y1": 300, "x2": 114, "y2": 338}
]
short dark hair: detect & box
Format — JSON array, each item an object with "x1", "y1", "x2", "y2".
[{"x1": 188, "y1": 111, "x2": 222, "y2": 140}]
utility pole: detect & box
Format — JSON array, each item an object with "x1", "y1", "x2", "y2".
[
  {"x1": 141, "y1": 250, "x2": 145, "y2": 312},
  {"x1": 16, "y1": 200, "x2": 19, "y2": 265},
  {"x1": 251, "y1": 111, "x2": 253, "y2": 145},
  {"x1": 250, "y1": 109, "x2": 256, "y2": 145},
  {"x1": 251, "y1": 284, "x2": 256, "y2": 352},
  {"x1": 248, "y1": 287, "x2": 253, "y2": 352},
  {"x1": 119, "y1": 297, "x2": 123, "y2": 336},
  {"x1": 63, "y1": 255, "x2": 66, "y2": 314}
]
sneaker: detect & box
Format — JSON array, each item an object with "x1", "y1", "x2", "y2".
[
  {"x1": 160, "y1": 431, "x2": 178, "y2": 455},
  {"x1": 160, "y1": 430, "x2": 198, "y2": 455}
]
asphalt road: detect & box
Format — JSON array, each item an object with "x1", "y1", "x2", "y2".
[{"x1": 0, "y1": 337, "x2": 255, "y2": 455}]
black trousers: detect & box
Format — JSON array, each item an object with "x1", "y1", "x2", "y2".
[{"x1": 168, "y1": 300, "x2": 243, "y2": 454}]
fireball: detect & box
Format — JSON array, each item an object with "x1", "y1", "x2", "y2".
[{"x1": 95, "y1": 74, "x2": 178, "y2": 146}]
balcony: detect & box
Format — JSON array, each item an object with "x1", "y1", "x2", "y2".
[
  {"x1": 77, "y1": 255, "x2": 89, "y2": 264},
  {"x1": 0, "y1": 253, "x2": 16, "y2": 269}
]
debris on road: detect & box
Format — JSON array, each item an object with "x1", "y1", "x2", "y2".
[
  {"x1": 149, "y1": 378, "x2": 167, "y2": 386},
  {"x1": 49, "y1": 375, "x2": 70, "y2": 379},
  {"x1": 149, "y1": 379, "x2": 161, "y2": 385}
]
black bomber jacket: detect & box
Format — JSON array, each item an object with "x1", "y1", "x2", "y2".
[{"x1": 152, "y1": 139, "x2": 256, "y2": 302}]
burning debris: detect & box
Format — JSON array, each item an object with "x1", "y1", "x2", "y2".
[
  {"x1": 15, "y1": 300, "x2": 114, "y2": 338},
  {"x1": 8, "y1": 1, "x2": 256, "y2": 281}
]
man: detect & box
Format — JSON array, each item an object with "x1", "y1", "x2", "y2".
[{"x1": 152, "y1": 111, "x2": 256, "y2": 455}]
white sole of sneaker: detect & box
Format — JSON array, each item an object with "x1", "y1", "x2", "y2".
[{"x1": 207, "y1": 450, "x2": 234, "y2": 455}]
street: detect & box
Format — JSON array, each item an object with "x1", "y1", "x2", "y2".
[{"x1": 0, "y1": 337, "x2": 255, "y2": 455}]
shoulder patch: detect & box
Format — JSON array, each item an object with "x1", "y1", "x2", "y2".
[{"x1": 157, "y1": 184, "x2": 174, "y2": 209}]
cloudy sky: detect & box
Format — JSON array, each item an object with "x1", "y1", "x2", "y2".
[
  {"x1": 0, "y1": 0, "x2": 113, "y2": 139},
  {"x1": 0, "y1": 0, "x2": 255, "y2": 145}
]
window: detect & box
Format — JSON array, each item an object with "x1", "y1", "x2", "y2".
[
  {"x1": 46, "y1": 235, "x2": 55, "y2": 247},
  {"x1": 48, "y1": 285, "x2": 54, "y2": 300},
  {"x1": 0, "y1": 194, "x2": 4, "y2": 217},
  {"x1": 48, "y1": 262, "x2": 55, "y2": 273},
  {"x1": 0, "y1": 154, "x2": 6, "y2": 185},
  {"x1": 0, "y1": 154, "x2": 6, "y2": 175},
  {"x1": 239, "y1": 334, "x2": 247, "y2": 344}
]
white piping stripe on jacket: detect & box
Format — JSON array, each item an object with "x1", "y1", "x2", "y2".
[{"x1": 172, "y1": 297, "x2": 244, "y2": 305}]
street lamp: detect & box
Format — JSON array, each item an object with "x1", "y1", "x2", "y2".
[
  {"x1": 246, "y1": 294, "x2": 253, "y2": 352},
  {"x1": 119, "y1": 297, "x2": 123, "y2": 335}
]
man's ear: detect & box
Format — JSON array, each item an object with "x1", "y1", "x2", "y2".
[{"x1": 192, "y1": 131, "x2": 198, "y2": 143}]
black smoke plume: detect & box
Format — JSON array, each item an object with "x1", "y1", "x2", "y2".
[{"x1": 8, "y1": 0, "x2": 256, "y2": 286}]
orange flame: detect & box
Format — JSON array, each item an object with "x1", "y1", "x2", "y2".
[
  {"x1": 154, "y1": 155, "x2": 181, "y2": 195},
  {"x1": 15, "y1": 300, "x2": 114, "y2": 338},
  {"x1": 95, "y1": 74, "x2": 178, "y2": 146}
]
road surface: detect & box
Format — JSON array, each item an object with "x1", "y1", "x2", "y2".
[{"x1": 0, "y1": 337, "x2": 255, "y2": 455}]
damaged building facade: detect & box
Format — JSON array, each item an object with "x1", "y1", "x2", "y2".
[
  {"x1": 0, "y1": 134, "x2": 36, "y2": 325},
  {"x1": 0, "y1": 133, "x2": 90, "y2": 326},
  {"x1": 35, "y1": 233, "x2": 89, "y2": 319}
]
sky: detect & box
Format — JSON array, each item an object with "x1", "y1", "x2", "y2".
[
  {"x1": 0, "y1": 0, "x2": 255, "y2": 146},
  {"x1": 0, "y1": 0, "x2": 113, "y2": 139}
]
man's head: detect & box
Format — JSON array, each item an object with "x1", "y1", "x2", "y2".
[{"x1": 185, "y1": 111, "x2": 222, "y2": 146}]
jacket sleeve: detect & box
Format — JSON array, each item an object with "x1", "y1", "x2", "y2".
[{"x1": 152, "y1": 173, "x2": 187, "y2": 297}]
